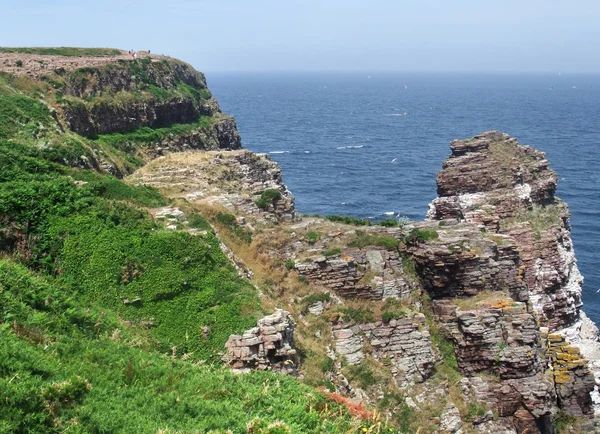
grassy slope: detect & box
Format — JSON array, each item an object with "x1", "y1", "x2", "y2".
[
  {"x1": 0, "y1": 62, "x2": 372, "y2": 433},
  {"x1": 0, "y1": 260, "x2": 359, "y2": 433}
]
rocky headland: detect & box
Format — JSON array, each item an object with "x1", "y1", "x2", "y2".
[{"x1": 1, "y1": 49, "x2": 599, "y2": 433}]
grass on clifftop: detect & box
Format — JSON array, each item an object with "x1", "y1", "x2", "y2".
[{"x1": 0, "y1": 47, "x2": 122, "y2": 57}]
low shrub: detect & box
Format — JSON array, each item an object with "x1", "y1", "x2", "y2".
[
  {"x1": 381, "y1": 298, "x2": 406, "y2": 322},
  {"x1": 323, "y1": 247, "x2": 341, "y2": 257},
  {"x1": 305, "y1": 231, "x2": 320, "y2": 242},
  {"x1": 256, "y1": 189, "x2": 281, "y2": 210},
  {"x1": 348, "y1": 231, "x2": 399, "y2": 250},
  {"x1": 215, "y1": 212, "x2": 252, "y2": 243},
  {"x1": 302, "y1": 292, "x2": 331, "y2": 308},
  {"x1": 187, "y1": 212, "x2": 212, "y2": 231},
  {"x1": 334, "y1": 307, "x2": 374, "y2": 324},
  {"x1": 404, "y1": 228, "x2": 439, "y2": 244},
  {"x1": 325, "y1": 215, "x2": 371, "y2": 226}
]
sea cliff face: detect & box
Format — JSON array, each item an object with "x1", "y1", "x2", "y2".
[
  {"x1": 2, "y1": 50, "x2": 600, "y2": 433},
  {"x1": 424, "y1": 131, "x2": 600, "y2": 428},
  {"x1": 128, "y1": 128, "x2": 600, "y2": 432}
]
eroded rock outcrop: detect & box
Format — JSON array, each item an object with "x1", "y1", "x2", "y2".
[
  {"x1": 427, "y1": 131, "x2": 583, "y2": 331},
  {"x1": 223, "y1": 310, "x2": 297, "y2": 374},
  {"x1": 423, "y1": 131, "x2": 600, "y2": 431},
  {"x1": 332, "y1": 313, "x2": 436, "y2": 388},
  {"x1": 127, "y1": 149, "x2": 298, "y2": 223}
]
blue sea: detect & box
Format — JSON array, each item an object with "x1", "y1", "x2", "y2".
[{"x1": 208, "y1": 72, "x2": 600, "y2": 325}]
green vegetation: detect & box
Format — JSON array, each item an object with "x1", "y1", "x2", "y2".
[
  {"x1": 554, "y1": 410, "x2": 579, "y2": 433},
  {"x1": 499, "y1": 203, "x2": 563, "y2": 241},
  {"x1": 465, "y1": 402, "x2": 488, "y2": 422},
  {"x1": 256, "y1": 189, "x2": 282, "y2": 210},
  {"x1": 324, "y1": 214, "x2": 409, "y2": 228},
  {"x1": 323, "y1": 247, "x2": 342, "y2": 257},
  {"x1": 305, "y1": 231, "x2": 321, "y2": 242},
  {"x1": 401, "y1": 256, "x2": 417, "y2": 278},
  {"x1": 404, "y1": 227, "x2": 439, "y2": 245},
  {"x1": 334, "y1": 306, "x2": 375, "y2": 324},
  {"x1": 187, "y1": 212, "x2": 213, "y2": 231},
  {"x1": 284, "y1": 258, "x2": 295, "y2": 270},
  {"x1": 381, "y1": 298, "x2": 406, "y2": 323},
  {"x1": 325, "y1": 215, "x2": 372, "y2": 226},
  {"x1": 348, "y1": 230, "x2": 400, "y2": 250},
  {"x1": 95, "y1": 117, "x2": 215, "y2": 149},
  {"x1": 215, "y1": 212, "x2": 252, "y2": 244},
  {"x1": 302, "y1": 292, "x2": 331, "y2": 311},
  {"x1": 0, "y1": 77, "x2": 57, "y2": 141},
  {"x1": 343, "y1": 363, "x2": 380, "y2": 388},
  {"x1": 0, "y1": 47, "x2": 122, "y2": 56},
  {"x1": 0, "y1": 54, "x2": 392, "y2": 433},
  {"x1": 0, "y1": 262, "x2": 359, "y2": 432}
]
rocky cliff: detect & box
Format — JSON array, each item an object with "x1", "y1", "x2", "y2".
[
  {"x1": 424, "y1": 131, "x2": 600, "y2": 430},
  {"x1": 126, "y1": 127, "x2": 600, "y2": 432},
  {"x1": 4, "y1": 50, "x2": 600, "y2": 433},
  {"x1": 0, "y1": 50, "x2": 241, "y2": 177}
]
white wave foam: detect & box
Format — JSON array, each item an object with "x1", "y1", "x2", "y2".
[
  {"x1": 269, "y1": 151, "x2": 289, "y2": 154},
  {"x1": 336, "y1": 145, "x2": 364, "y2": 150},
  {"x1": 383, "y1": 211, "x2": 395, "y2": 216}
]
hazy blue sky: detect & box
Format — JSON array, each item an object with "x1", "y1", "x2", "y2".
[{"x1": 2, "y1": 0, "x2": 599, "y2": 73}]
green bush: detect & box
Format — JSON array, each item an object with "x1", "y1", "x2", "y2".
[
  {"x1": 348, "y1": 231, "x2": 400, "y2": 250},
  {"x1": 401, "y1": 256, "x2": 417, "y2": 278},
  {"x1": 325, "y1": 215, "x2": 372, "y2": 226},
  {"x1": 15, "y1": 60, "x2": 23, "y2": 67},
  {"x1": 381, "y1": 298, "x2": 406, "y2": 322},
  {"x1": 302, "y1": 292, "x2": 331, "y2": 309},
  {"x1": 215, "y1": 212, "x2": 252, "y2": 244},
  {"x1": 404, "y1": 228, "x2": 439, "y2": 245},
  {"x1": 344, "y1": 363, "x2": 379, "y2": 388},
  {"x1": 187, "y1": 212, "x2": 212, "y2": 231},
  {"x1": 256, "y1": 189, "x2": 282, "y2": 210},
  {"x1": 305, "y1": 231, "x2": 320, "y2": 242},
  {"x1": 284, "y1": 258, "x2": 295, "y2": 270},
  {"x1": 554, "y1": 409, "x2": 579, "y2": 433},
  {"x1": 465, "y1": 402, "x2": 488, "y2": 422},
  {"x1": 323, "y1": 247, "x2": 341, "y2": 257},
  {"x1": 336, "y1": 307, "x2": 374, "y2": 324}
]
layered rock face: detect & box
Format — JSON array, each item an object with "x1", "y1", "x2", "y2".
[
  {"x1": 332, "y1": 314, "x2": 436, "y2": 388},
  {"x1": 223, "y1": 310, "x2": 297, "y2": 374},
  {"x1": 427, "y1": 131, "x2": 580, "y2": 331},
  {"x1": 58, "y1": 58, "x2": 241, "y2": 150},
  {"x1": 295, "y1": 243, "x2": 418, "y2": 300},
  {"x1": 127, "y1": 149, "x2": 298, "y2": 223},
  {"x1": 424, "y1": 131, "x2": 600, "y2": 430}
]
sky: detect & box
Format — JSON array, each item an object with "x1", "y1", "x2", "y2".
[{"x1": 1, "y1": 0, "x2": 599, "y2": 73}]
